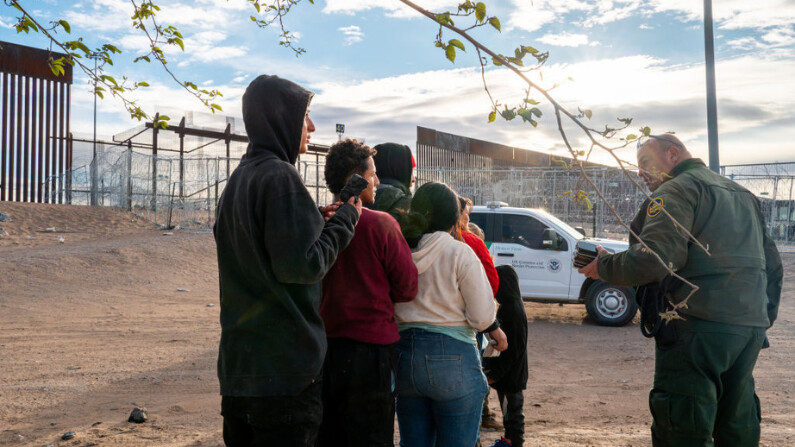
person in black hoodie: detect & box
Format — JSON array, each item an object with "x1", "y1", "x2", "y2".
[
  {"x1": 213, "y1": 74, "x2": 361, "y2": 447},
  {"x1": 483, "y1": 265, "x2": 529, "y2": 447},
  {"x1": 367, "y1": 142, "x2": 414, "y2": 218}
]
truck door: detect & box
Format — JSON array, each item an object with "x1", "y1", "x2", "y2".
[{"x1": 489, "y1": 214, "x2": 571, "y2": 299}]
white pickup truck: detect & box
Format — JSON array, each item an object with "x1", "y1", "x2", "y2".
[{"x1": 470, "y1": 202, "x2": 637, "y2": 326}]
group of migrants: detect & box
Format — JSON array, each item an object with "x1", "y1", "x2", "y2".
[{"x1": 213, "y1": 74, "x2": 783, "y2": 447}]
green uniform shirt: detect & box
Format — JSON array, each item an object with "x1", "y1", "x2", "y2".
[{"x1": 598, "y1": 158, "x2": 783, "y2": 328}]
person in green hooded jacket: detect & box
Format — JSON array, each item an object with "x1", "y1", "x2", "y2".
[
  {"x1": 366, "y1": 142, "x2": 414, "y2": 219},
  {"x1": 578, "y1": 133, "x2": 783, "y2": 447}
]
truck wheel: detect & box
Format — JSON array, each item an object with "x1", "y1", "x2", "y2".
[{"x1": 585, "y1": 281, "x2": 637, "y2": 327}]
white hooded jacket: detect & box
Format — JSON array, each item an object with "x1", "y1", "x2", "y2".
[{"x1": 394, "y1": 231, "x2": 496, "y2": 331}]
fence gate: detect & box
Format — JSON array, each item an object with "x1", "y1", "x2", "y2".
[{"x1": 0, "y1": 41, "x2": 72, "y2": 203}]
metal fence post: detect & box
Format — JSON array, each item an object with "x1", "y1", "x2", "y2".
[
  {"x1": 151, "y1": 113, "x2": 159, "y2": 211},
  {"x1": 126, "y1": 140, "x2": 133, "y2": 211}
]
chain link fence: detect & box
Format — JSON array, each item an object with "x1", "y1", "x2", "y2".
[
  {"x1": 54, "y1": 140, "x2": 332, "y2": 230},
  {"x1": 416, "y1": 166, "x2": 647, "y2": 238},
  {"x1": 723, "y1": 163, "x2": 795, "y2": 245},
  {"x1": 48, "y1": 139, "x2": 795, "y2": 246}
]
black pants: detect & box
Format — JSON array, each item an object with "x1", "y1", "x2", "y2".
[
  {"x1": 497, "y1": 390, "x2": 525, "y2": 447},
  {"x1": 221, "y1": 379, "x2": 322, "y2": 447},
  {"x1": 317, "y1": 338, "x2": 396, "y2": 447}
]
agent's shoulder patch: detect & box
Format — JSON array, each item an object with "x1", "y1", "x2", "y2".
[{"x1": 647, "y1": 197, "x2": 664, "y2": 218}]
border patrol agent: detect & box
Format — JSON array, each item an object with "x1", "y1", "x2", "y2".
[{"x1": 579, "y1": 133, "x2": 783, "y2": 447}]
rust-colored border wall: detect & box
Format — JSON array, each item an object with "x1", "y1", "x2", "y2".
[
  {"x1": 0, "y1": 41, "x2": 72, "y2": 203},
  {"x1": 416, "y1": 126, "x2": 605, "y2": 171}
]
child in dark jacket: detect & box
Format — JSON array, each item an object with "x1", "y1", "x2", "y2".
[{"x1": 483, "y1": 265, "x2": 528, "y2": 447}]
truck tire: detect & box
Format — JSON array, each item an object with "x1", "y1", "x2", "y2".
[{"x1": 585, "y1": 281, "x2": 637, "y2": 327}]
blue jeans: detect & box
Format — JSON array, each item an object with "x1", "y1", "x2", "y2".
[{"x1": 395, "y1": 328, "x2": 488, "y2": 447}]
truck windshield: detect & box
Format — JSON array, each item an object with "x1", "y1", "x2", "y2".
[{"x1": 534, "y1": 209, "x2": 586, "y2": 241}]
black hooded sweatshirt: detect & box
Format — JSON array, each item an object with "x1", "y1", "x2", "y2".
[
  {"x1": 213, "y1": 75, "x2": 358, "y2": 397},
  {"x1": 483, "y1": 265, "x2": 529, "y2": 393},
  {"x1": 368, "y1": 142, "x2": 413, "y2": 217}
]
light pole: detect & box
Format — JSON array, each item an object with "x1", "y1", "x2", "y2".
[
  {"x1": 704, "y1": 0, "x2": 720, "y2": 173},
  {"x1": 88, "y1": 53, "x2": 101, "y2": 206}
]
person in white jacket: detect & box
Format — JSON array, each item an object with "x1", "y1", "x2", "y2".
[{"x1": 394, "y1": 182, "x2": 506, "y2": 447}]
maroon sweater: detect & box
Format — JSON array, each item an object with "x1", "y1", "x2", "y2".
[{"x1": 321, "y1": 208, "x2": 418, "y2": 345}]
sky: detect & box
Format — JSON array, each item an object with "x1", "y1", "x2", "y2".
[{"x1": 1, "y1": 0, "x2": 794, "y2": 167}]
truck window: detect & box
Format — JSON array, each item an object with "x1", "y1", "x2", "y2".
[
  {"x1": 469, "y1": 213, "x2": 491, "y2": 241},
  {"x1": 501, "y1": 215, "x2": 546, "y2": 249}
]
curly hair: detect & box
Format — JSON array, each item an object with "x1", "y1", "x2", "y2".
[{"x1": 324, "y1": 139, "x2": 377, "y2": 194}]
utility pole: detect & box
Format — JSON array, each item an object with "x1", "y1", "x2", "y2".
[{"x1": 704, "y1": 0, "x2": 720, "y2": 173}]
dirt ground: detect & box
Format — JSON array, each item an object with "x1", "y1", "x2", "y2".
[{"x1": 1, "y1": 202, "x2": 792, "y2": 447}]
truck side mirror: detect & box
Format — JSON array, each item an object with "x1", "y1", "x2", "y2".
[
  {"x1": 541, "y1": 228, "x2": 561, "y2": 250},
  {"x1": 574, "y1": 226, "x2": 586, "y2": 236}
]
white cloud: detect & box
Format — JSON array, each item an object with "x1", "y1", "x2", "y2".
[
  {"x1": 302, "y1": 52, "x2": 795, "y2": 165},
  {"x1": 727, "y1": 36, "x2": 763, "y2": 51},
  {"x1": 63, "y1": 0, "x2": 244, "y2": 34},
  {"x1": 507, "y1": 0, "x2": 598, "y2": 33},
  {"x1": 75, "y1": 51, "x2": 795, "y2": 166},
  {"x1": 323, "y1": 0, "x2": 458, "y2": 19},
  {"x1": 116, "y1": 33, "x2": 151, "y2": 53},
  {"x1": 0, "y1": 15, "x2": 15, "y2": 29},
  {"x1": 538, "y1": 32, "x2": 595, "y2": 47},
  {"x1": 581, "y1": 0, "x2": 643, "y2": 27},
  {"x1": 647, "y1": 0, "x2": 795, "y2": 30},
  {"x1": 339, "y1": 25, "x2": 364, "y2": 45},
  {"x1": 505, "y1": 1, "x2": 795, "y2": 36},
  {"x1": 114, "y1": 29, "x2": 247, "y2": 65},
  {"x1": 762, "y1": 26, "x2": 795, "y2": 47}
]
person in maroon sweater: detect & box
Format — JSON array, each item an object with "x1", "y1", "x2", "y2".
[{"x1": 317, "y1": 139, "x2": 418, "y2": 447}]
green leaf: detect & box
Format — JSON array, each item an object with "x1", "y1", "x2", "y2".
[
  {"x1": 156, "y1": 115, "x2": 171, "y2": 129},
  {"x1": 488, "y1": 17, "x2": 501, "y2": 32},
  {"x1": 523, "y1": 98, "x2": 539, "y2": 105},
  {"x1": 445, "y1": 45, "x2": 456, "y2": 63},
  {"x1": 500, "y1": 107, "x2": 516, "y2": 121},
  {"x1": 100, "y1": 75, "x2": 118, "y2": 86},
  {"x1": 492, "y1": 56, "x2": 503, "y2": 66},
  {"x1": 584, "y1": 109, "x2": 593, "y2": 119},
  {"x1": 137, "y1": 81, "x2": 149, "y2": 87},
  {"x1": 488, "y1": 111, "x2": 496, "y2": 123},
  {"x1": 530, "y1": 107, "x2": 542, "y2": 117},
  {"x1": 435, "y1": 12, "x2": 452, "y2": 26},
  {"x1": 254, "y1": 2, "x2": 261, "y2": 12},
  {"x1": 58, "y1": 20, "x2": 71, "y2": 33},
  {"x1": 522, "y1": 45, "x2": 538, "y2": 54},
  {"x1": 48, "y1": 61, "x2": 65, "y2": 77},
  {"x1": 626, "y1": 134, "x2": 637, "y2": 141},
  {"x1": 475, "y1": 2, "x2": 486, "y2": 22},
  {"x1": 102, "y1": 44, "x2": 121, "y2": 54},
  {"x1": 642, "y1": 126, "x2": 651, "y2": 136},
  {"x1": 449, "y1": 39, "x2": 465, "y2": 51}
]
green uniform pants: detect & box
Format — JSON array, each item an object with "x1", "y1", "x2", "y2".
[{"x1": 650, "y1": 317, "x2": 766, "y2": 447}]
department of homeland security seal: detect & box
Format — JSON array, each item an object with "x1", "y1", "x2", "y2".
[
  {"x1": 547, "y1": 258, "x2": 562, "y2": 272},
  {"x1": 647, "y1": 197, "x2": 664, "y2": 218}
]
